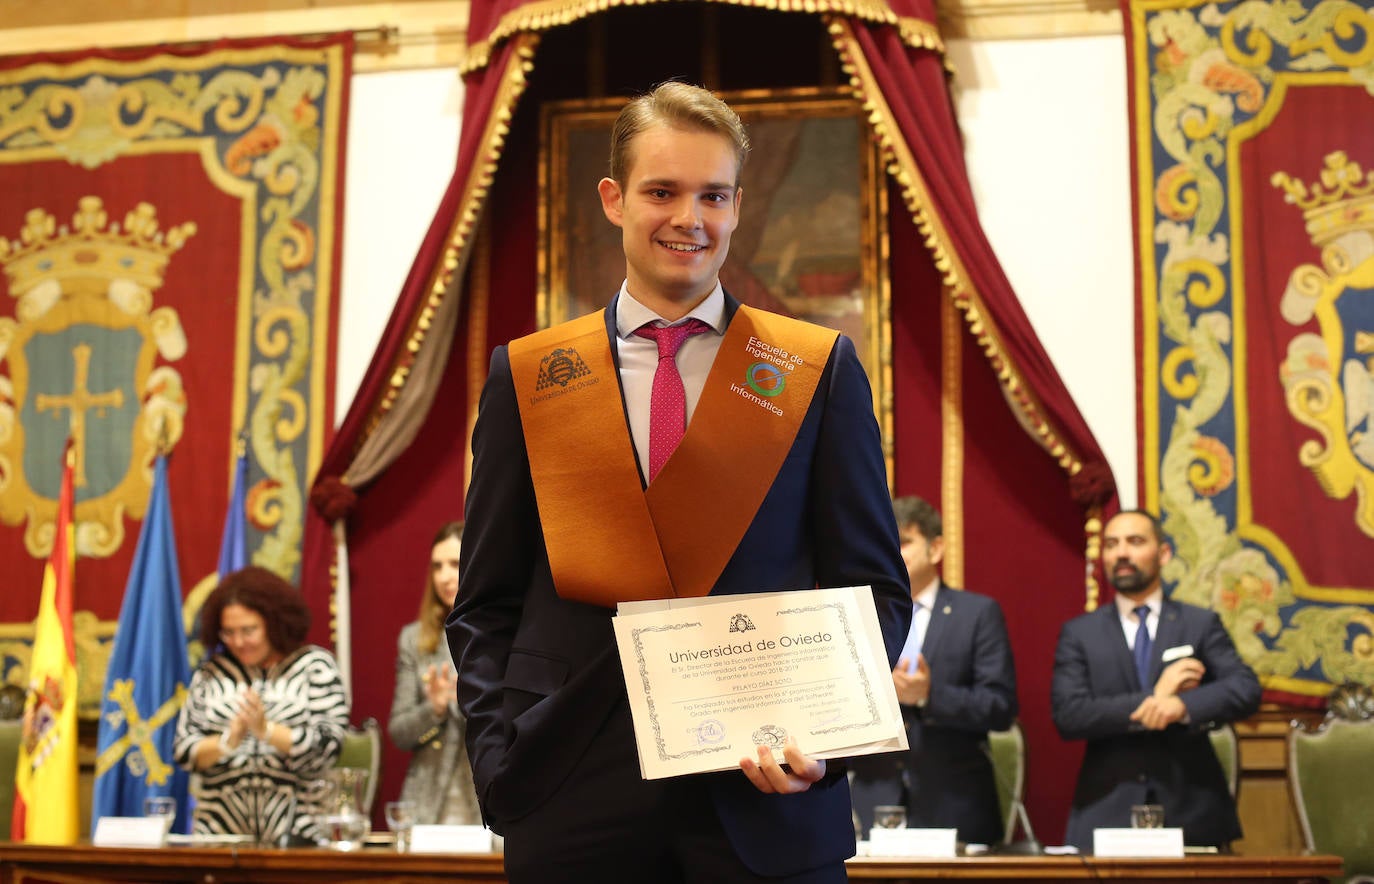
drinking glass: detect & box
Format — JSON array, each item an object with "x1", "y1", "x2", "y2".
[
  {"x1": 143, "y1": 795, "x2": 177, "y2": 836},
  {"x1": 872, "y1": 805, "x2": 907, "y2": 830},
  {"x1": 1130, "y1": 804, "x2": 1165, "y2": 829},
  {"x1": 323, "y1": 812, "x2": 370, "y2": 851},
  {"x1": 385, "y1": 800, "x2": 417, "y2": 852}
]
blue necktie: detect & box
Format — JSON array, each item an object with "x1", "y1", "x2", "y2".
[{"x1": 1133, "y1": 605, "x2": 1153, "y2": 689}]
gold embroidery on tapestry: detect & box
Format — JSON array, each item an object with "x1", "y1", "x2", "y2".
[
  {"x1": 1272, "y1": 151, "x2": 1374, "y2": 540},
  {"x1": 0, "y1": 196, "x2": 192, "y2": 559}
]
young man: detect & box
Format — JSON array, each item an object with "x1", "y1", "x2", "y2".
[
  {"x1": 448, "y1": 82, "x2": 910, "y2": 883},
  {"x1": 1052, "y1": 510, "x2": 1260, "y2": 851},
  {"x1": 848, "y1": 496, "x2": 1017, "y2": 843}
]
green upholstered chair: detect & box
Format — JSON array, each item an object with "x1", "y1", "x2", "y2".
[
  {"x1": 1208, "y1": 722, "x2": 1239, "y2": 799},
  {"x1": 1289, "y1": 717, "x2": 1374, "y2": 884},
  {"x1": 334, "y1": 718, "x2": 381, "y2": 815},
  {"x1": 0, "y1": 719, "x2": 22, "y2": 840},
  {"x1": 987, "y1": 720, "x2": 1035, "y2": 846}
]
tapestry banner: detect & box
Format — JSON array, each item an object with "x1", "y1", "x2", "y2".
[
  {"x1": 0, "y1": 36, "x2": 349, "y2": 714},
  {"x1": 1125, "y1": 1, "x2": 1374, "y2": 703}
]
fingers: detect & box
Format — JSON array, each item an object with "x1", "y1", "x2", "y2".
[
  {"x1": 916, "y1": 654, "x2": 930, "y2": 675},
  {"x1": 894, "y1": 658, "x2": 910, "y2": 676},
  {"x1": 739, "y1": 740, "x2": 824, "y2": 795}
]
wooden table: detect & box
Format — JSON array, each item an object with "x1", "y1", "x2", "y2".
[{"x1": 0, "y1": 844, "x2": 1344, "y2": 883}]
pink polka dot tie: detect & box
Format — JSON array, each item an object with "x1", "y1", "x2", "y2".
[{"x1": 635, "y1": 319, "x2": 711, "y2": 482}]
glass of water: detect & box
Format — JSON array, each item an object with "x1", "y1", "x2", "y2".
[
  {"x1": 873, "y1": 804, "x2": 908, "y2": 830},
  {"x1": 385, "y1": 800, "x2": 417, "y2": 852},
  {"x1": 143, "y1": 795, "x2": 177, "y2": 836},
  {"x1": 324, "y1": 812, "x2": 370, "y2": 851}
]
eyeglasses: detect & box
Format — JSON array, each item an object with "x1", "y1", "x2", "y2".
[{"x1": 219, "y1": 624, "x2": 263, "y2": 642}]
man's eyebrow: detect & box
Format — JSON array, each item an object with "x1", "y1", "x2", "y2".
[{"x1": 637, "y1": 178, "x2": 736, "y2": 191}]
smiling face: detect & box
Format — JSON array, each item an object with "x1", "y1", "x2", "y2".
[
  {"x1": 1102, "y1": 512, "x2": 1172, "y2": 600},
  {"x1": 597, "y1": 124, "x2": 742, "y2": 320},
  {"x1": 430, "y1": 535, "x2": 462, "y2": 608},
  {"x1": 219, "y1": 603, "x2": 280, "y2": 669}
]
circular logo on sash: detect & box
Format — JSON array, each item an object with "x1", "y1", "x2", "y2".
[{"x1": 745, "y1": 362, "x2": 786, "y2": 397}]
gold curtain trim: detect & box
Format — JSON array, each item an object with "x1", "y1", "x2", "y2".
[
  {"x1": 465, "y1": 212, "x2": 494, "y2": 496},
  {"x1": 826, "y1": 16, "x2": 1102, "y2": 606},
  {"x1": 461, "y1": 0, "x2": 943, "y2": 75},
  {"x1": 355, "y1": 33, "x2": 540, "y2": 449},
  {"x1": 826, "y1": 16, "x2": 1083, "y2": 477},
  {"x1": 940, "y1": 292, "x2": 965, "y2": 588}
]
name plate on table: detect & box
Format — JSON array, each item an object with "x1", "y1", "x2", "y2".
[
  {"x1": 410, "y1": 824, "x2": 492, "y2": 854},
  {"x1": 614, "y1": 586, "x2": 906, "y2": 780},
  {"x1": 1093, "y1": 828, "x2": 1185, "y2": 857},
  {"x1": 92, "y1": 816, "x2": 168, "y2": 847},
  {"x1": 867, "y1": 827, "x2": 958, "y2": 857}
]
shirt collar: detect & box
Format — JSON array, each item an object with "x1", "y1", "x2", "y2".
[
  {"x1": 913, "y1": 578, "x2": 940, "y2": 611},
  {"x1": 615, "y1": 282, "x2": 726, "y2": 339},
  {"x1": 1114, "y1": 588, "x2": 1163, "y2": 619}
]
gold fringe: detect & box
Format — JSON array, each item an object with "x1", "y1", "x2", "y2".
[
  {"x1": 461, "y1": 0, "x2": 943, "y2": 75},
  {"x1": 826, "y1": 16, "x2": 1083, "y2": 477},
  {"x1": 357, "y1": 33, "x2": 541, "y2": 448},
  {"x1": 1084, "y1": 505, "x2": 1103, "y2": 612}
]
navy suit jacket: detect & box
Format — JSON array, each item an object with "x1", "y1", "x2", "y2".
[
  {"x1": 448, "y1": 294, "x2": 911, "y2": 876},
  {"x1": 850, "y1": 582, "x2": 1016, "y2": 844},
  {"x1": 1051, "y1": 597, "x2": 1260, "y2": 850}
]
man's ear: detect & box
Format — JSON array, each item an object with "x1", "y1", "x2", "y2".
[
  {"x1": 929, "y1": 536, "x2": 946, "y2": 566},
  {"x1": 598, "y1": 177, "x2": 624, "y2": 227},
  {"x1": 1159, "y1": 542, "x2": 1173, "y2": 567}
]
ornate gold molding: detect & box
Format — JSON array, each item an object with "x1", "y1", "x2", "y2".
[
  {"x1": 936, "y1": 0, "x2": 1122, "y2": 39},
  {"x1": 0, "y1": 0, "x2": 1122, "y2": 75},
  {"x1": 0, "y1": 1, "x2": 472, "y2": 73}
]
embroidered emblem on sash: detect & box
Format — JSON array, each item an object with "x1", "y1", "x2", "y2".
[{"x1": 536, "y1": 347, "x2": 591, "y2": 390}]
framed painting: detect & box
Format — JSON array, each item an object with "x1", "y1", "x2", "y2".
[{"x1": 537, "y1": 87, "x2": 892, "y2": 473}]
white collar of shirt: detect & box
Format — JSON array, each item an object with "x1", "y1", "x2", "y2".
[
  {"x1": 1115, "y1": 588, "x2": 1163, "y2": 645},
  {"x1": 913, "y1": 578, "x2": 939, "y2": 612},
  {"x1": 613, "y1": 282, "x2": 726, "y2": 484},
  {"x1": 614, "y1": 282, "x2": 726, "y2": 339}
]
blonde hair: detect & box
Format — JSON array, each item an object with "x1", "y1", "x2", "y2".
[
  {"x1": 608, "y1": 81, "x2": 750, "y2": 187},
  {"x1": 417, "y1": 521, "x2": 463, "y2": 655}
]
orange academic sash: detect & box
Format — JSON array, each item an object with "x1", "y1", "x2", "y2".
[{"x1": 509, "y1": 306, "x2": 837, "y2": 607}]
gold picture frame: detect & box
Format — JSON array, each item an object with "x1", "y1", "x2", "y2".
[{"x1": 537, "y1": 87, "x2": 893, "y2": 474}]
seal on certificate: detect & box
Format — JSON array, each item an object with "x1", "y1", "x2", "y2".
[
  {"x1": 691, "y1": 719, "x2": 726, "y2": 745},
  {"x1": 728, "y1": 613, "x2": 755, "y2": 633},
  {"x1": 751, "y1": 724, "x2": 787, "y2": 748}
]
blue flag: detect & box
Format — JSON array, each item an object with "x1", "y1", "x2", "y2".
[
  {"x1": 217, "y1": 444, "x2": 248, "y2": 577},
  {"x1": 92, "y1": 454, "x2": 192, "y2": 835}
]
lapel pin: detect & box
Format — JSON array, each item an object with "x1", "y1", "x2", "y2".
[{"x1": 943, "y1": 605, "x2": 951, "y2": 615}]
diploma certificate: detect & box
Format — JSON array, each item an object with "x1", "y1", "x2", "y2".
[{"x1": 613, "y1": 586, "x2": 906, "y2": 779}]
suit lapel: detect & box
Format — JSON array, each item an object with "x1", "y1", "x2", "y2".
[
  {"x1": 920, "y1": 583, "x2": 953, "y2": 661},
  {"x1": 1099, "y1": 602, "x2": 1140, "y2": 690},
  {"x1": 1151, "y1": 598, "x2": 1186, "y2": 685}
]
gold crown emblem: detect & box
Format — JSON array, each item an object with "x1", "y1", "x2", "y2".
[
  {"x1": 0, "y1": 196, "x2": 196, "y2": 299},
  {"x1": 1271, "y1": 151, "x2": 1374, "y2": 247}
]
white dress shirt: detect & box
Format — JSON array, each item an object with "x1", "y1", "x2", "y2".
[
  {"x1": 614, "y1": 282, "x2": 726, "y2": 483},
  {"x1": 1115, "y1": 588, "x2": 1162, "y2": 650}
]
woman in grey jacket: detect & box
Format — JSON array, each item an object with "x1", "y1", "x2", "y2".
[{"x1": 386, "y1": 522, "x2": 480, "y2": 824}]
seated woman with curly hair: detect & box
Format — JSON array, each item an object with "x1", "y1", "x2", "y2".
[{"x1": 174, "y1": 567, "x2": 349, "y2": 844}]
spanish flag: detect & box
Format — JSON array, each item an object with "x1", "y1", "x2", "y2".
[{"x1": 12, "y1": 446, "x2": 79, "y2": 843}]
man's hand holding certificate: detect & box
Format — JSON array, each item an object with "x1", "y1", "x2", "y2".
[{"x1": 613, "y1": 586, "x2": 907, "y2": 779}]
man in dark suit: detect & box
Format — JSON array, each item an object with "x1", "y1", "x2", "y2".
[
  {"x1": 849, "y1": 496, "x2": 1017, "y2": 843},
  {"x1": 447, "y1": 82, "x2": 910, "y2": 883},
  {"x1": 1052, "y1": 509, "x2": 1260, "y2": 851}
]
